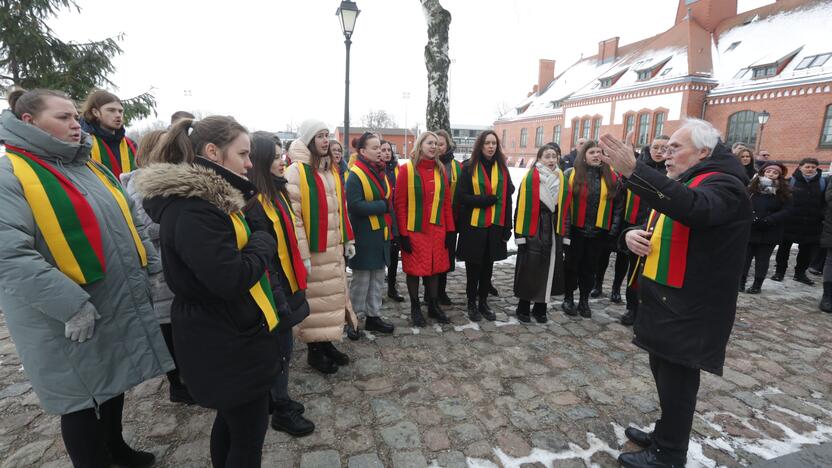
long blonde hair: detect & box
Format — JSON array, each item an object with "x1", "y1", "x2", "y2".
[{"x1": 410, "y1": 131, "x2": 445, "y2": 177}]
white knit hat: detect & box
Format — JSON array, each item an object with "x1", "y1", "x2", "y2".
[{"x1": 297, "y1": 119, "x2": 329, "y2": 146}]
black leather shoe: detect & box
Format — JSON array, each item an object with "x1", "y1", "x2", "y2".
[
  {"x1": 624, "y1": 427, "x2": 652, "y2": 448},
  {"x1": 770, "y1": 272, "x2": 784, "y2": 282},
  {"x1": 478, "y1": 299, "x2": 496, "y2": 321},
  {"x1": 365, "y1": 316, "x2": 395, "y2": 334},
  {"x1": 577, "y1": 298, "x2": 592, "y2": 318},
  {"x1": 746, "y1": 280, "x2": 763, "y2": 294},
  {"x1": 108, "y1": 442, "x2": 156, "y2": 468},
  {"x1": 517, "y1": 311, "x2": 531, "y2": 323},
  {"x1": 411, "y1": 302, "x2": 427, "y2": 327},
  {"x1": 610, "y1": 289, "x2": 622, "y2": 303},
  {"x1": 618, "y1": 447, "x2": 684, "y2": 468},
  {"x1": 387, "y1": 288, "x2": 405, "y2": 302},
  {"x1": 467, "y1": 300, "x2": 482, "y2": 322},
  {"x1": 562, "y1": 297, "x2": 577, "y2": 316},
  {"x1": 271, "y1": 410, "x2": 315, "y2": 437},
  {"x1": 307, "y1": 344, "x2": 338, "y2": 374},
  {"x1": 488, "y1": 285, "x2": 499, "y2": 296},
  {"x1": 809, "y1": 267, "x2": 823, "y2": 276},
  {"x1": 321, "y1": 342, "x2": 349, "y2": 366},
  {"x1": 531, "y1": 303, "x2": 548, "y2": 323},
  {"x1": 438, "y1": 292, "x2": 453, "y2": 306},
  {"x1": 590, "y1": 286, "x2": 602, "y2": 298},
  {"x1": 346, "y1": 325, "x2": 365, "y2": 341},
  {"x1": 620, "y1": 310, "x2": 636, "y2": 326},
  {"x1": 794, "y1": 273, "x2": 815, "y2": 286},
  {"x1": 288, "y1": 399, "x2": 305, "y2": 414},
  {"x1": 427, "y1": 300, "x2": 451, "y2": 324}
]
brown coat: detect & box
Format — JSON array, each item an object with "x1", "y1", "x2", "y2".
[{"x1": 285, "y1": 141, "x2": 357, "y2": 343}]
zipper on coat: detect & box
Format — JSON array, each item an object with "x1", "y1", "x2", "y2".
[{"x1": 628, "y1": 172, "x2": 670, "y2": 201}]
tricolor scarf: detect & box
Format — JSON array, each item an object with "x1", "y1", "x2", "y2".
[
  {"x1": 470, "y1": 161, "x2": 508, "y2": 227},
  {"x1": 90, "y1": 134, "x2": 136, "y2": 179},
  {"x1": 557, "y1": 169, "x2": 618, "y2": 233},
  {"x1": 295, "y1": 162, "x2": 354, "y2": 252},
  {"x1": 515, "y1": 166, "x2": 564, "y2": 237},
  {"x1": 229, "y1": 211, "x2": 279, "y2": 331},
  {"x1": 6, "y1": 146, "x2": 147, "y2": 285},
  {"x1": 623, "y1": 190, "x2": 641, "y2": 225},
  {"x1": 257, "y1": 194, "x2": 308, "y2": 294},
  {"x1": 402, "y1": 160, "x2": 446, "y2": 232},
  {"x1": 448, "y1": 159, "x2": 461, "y2": 206},
  {"x1": 637, "y1": 172, "x2": 719, "y2": 288},
  {"x1": 350, "y1": 160, "x2": 393, "y2": 240}
]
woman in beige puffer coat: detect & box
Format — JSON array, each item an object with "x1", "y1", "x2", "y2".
[{"x1": 284, "y1": 119, "x2": 358, "y2": 374}]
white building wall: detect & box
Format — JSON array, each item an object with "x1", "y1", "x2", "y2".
[
  {"x1": 564, "y1": 102, "x2": 613, "y2": 128},
  {"x1": 613, "y1": 92, "x2": 685, "y2": 124}
]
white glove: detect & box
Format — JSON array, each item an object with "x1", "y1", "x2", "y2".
[
  {"x1": 65, "y1": 302, "x2": 101, "y2": 343},
  {"x1": 345, "y1": 242, "x2": 356, "y2": 259},
  {"x1": 562, "y1": 238, "x2": 571, "y2": 246},
  {"x1": 515, "y1": 237, "x2": 527, "y2": 245},
  {"x1": 303, "y1": 259, "x2": 312, "y2": 275}
]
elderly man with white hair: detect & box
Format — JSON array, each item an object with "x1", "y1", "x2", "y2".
[{"x1": 599, "y1": 119, "x2": 752, "y2": 468}]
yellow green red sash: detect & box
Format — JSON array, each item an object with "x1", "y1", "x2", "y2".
[
  {"x1": 470, "y1": 161, "x2": 508, "y2": 227},
  {"x1": 448, "y1": 159, "x2": 461, "y2": 206},
  {"x1": 403, "y1": 160, "x2": 445, "y2": 232},
  {"x1": 295, "y1": 162, "x2": 328, "y2": 253},
  {"x1": 6, "y1": 146, "x2": 147, "y2": 285},
  {"x1": 640, "y1": 172, "x2": 718, "y2": 288},
  {"x1": 332, "y1": 165, "x2": 355, "y2": 244},
  {"x1": 90, "y1": 135, "x2": 136, "y2": 178},
  {"x1": 349, "y1": 160, "x2": 393, "y2": 240},
  {"x1": 624, "y1": 190, "x2": 641, "y2": 225},
  {"x1": 230, "y1": 211, "x2": 279, "y2": 331},
  {"x1": 515, "y1": 167, "x2": 541, "y2": 237},
  {"x1": 560, "y1": 170, "x2": 618, "y2": 231},
  {"x1": 257, "y1": 194, "x2": 307, "y2": 294}
]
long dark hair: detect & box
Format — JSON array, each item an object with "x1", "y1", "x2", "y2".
[
  {"x1": 749, "y1": 164, "x2": 791, "y2": 203},
  {"x1": 247, "y1": 132, "x2": 283, "y2": 204},
  {"x1": 150, "y1": 116, "x2": 247, "y2": 165},
  {"x1": 80, "y1": 89, "x2": 120, "y2": 124},
  {"x1": 470, "y1": 130, "x2": 507, "y2": 170},
  {"x1": 572, "y1": 140, "x2": 615, "y2": 199},
  {"x1": 306, "y1": 135, "x2": 332, "y2": 170},
  {"x1": 532, "y1": 143, "x2": 560, "y2": 167}
]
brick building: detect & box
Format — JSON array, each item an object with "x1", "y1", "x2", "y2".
[{"x1": 494, "y1": 0, "x2": 832, "y2": 169}]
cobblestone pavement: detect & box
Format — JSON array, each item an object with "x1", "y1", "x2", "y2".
[{"x1": 2, "y1": 255, "x2": 832, "y2": 468}]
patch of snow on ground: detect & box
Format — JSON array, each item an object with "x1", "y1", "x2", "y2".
[
  {"x1": 453, "y1": 322, "x2": 480, "y2": 332},
  {"x1": 490, "y1": 432, "x2": 621, "y2": 467},
  {"x1": 495, "y1": 317, "x2": 520, "y2": 327}
]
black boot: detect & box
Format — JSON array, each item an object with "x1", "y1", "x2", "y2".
[
  {"x1": 410, "y1": 300, "x2": 427, "y2": 327},
  {"x1": 746, "y1": 277, "x2": 764, "y2": 294},
  {"x1": 365, "y1": 316, "x2": 395, "y2": 334},
  {"x1": 271, "y1": 408, "x2": 315, "y2": 437},
  {"x1": 307, "y1": 343, "x2": 338, "y2": 374},
  {"x1": 321, "y1": 341, "x2": 349, "y2": 366},
  {"x1": 427, "y1": 300, "x2": 450, "y2": 324},
  {"x1": 346, "y1": 324, "x2": 365, "y2": 341},
  {"x1": 467, "y1": 299, "x2": 482, "y2": 322},
  {"x1": 618, "y1": 446, "x2": 684, "y2": 468},
  {"x1": 794, "y1": 272, "x2": 815, "y2": 286},
  {"x1": 488, "y1": 285, "x2": 499, "y2": 296},
  {"x1": 620, "y1": 309, "x2": 636, "y2": 326},
  {"x1": 108, "y1": 440, "x2": 156, "y2": 468},
  {"x1": 438, "y1": 291, "x2": 453, "y2": 306},
  {"x1": 771, "y1": 271, "x2": 784, "y2": 282},
  {"x1": 610, "y1": 288, "x2": 622, "y2": 303},
  {"x1": 438, "y1": 274, "x2": 452, "y2": 305},
  {"x1": 387, "y1": 286, "x2": 405, "y2": 302},
  {"x1": 577, "y1": 297, "x2": 592, "y2": 318},
  {"x1": 590, "y1": 280, "x2": 603, "y2": 298},
  {"x1": 820, "y1": 282, "x2": 832, "y2": 313},
  {"x1": 562, "y1": 293, "x2": 577, "y2": 316},
  {"x1": 739, "y1": 276, "x2": 747, "y2": 293},
  {"x1": 478, "y1": 297, "x2": 496, "y2": 321},
  {"x1": 516, "y1": 301, "x2": 531, "y2": 323},
  {"x1": 531, "y1": 302, "x2": 548, "y2": 323},
  {"x1": 624, "y1": 427, "x2": 653, "y2": 448}
]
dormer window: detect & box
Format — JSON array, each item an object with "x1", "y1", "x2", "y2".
[
  {"x1": 598, "y1": 69, "x2": 627, "y2": 88},
  {"x1": 600, "y1": 78, "x2": 614, "y2": 88},
  {"x1": 634, "y1": 57, "x2": 671, "y2": 82},
  {"x1": 795, "y1": 53, "x2": 831, "y2": 70},
  {"x1": 752, "y1": 65, "x2": 778, "y2": 79},
  {"x1": 550, "y1": 100, "x2": 563, "y2": 109},
  {"x1": 637, "y1": 70, "x2": 652, "y2": 81},
  {"x1": 750, "y1": 48, "x2": 802, "y2": 80}
]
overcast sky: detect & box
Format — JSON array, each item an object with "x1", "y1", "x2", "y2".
[{"x1": 49, "y1": 0, "x2": 773, "y2": 133}]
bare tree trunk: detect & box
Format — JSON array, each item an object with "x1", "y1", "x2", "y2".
[{"x1": 420, "y1": 0, "x2": 451, "y2": 133}]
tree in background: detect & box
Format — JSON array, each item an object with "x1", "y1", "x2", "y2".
[
  {"x1": 361, "y1": 109, "x2": 397, "y2": 130},
  {"x1": 420, "y1": 0, "x2": 451, "y2": 133},
  {"x1": 0, "y1": 0, "x2": 156, "y2": 124}
]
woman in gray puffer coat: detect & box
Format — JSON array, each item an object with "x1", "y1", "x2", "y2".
[
  {"x1": 0, "y1": 90, "x2": 173, "y2": 467},
  {"x1": 120, "y1": 129, "x2": 194, "y2": 404}
]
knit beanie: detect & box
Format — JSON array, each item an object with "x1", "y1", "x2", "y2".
[{"x1": 298, "y1": 119, "x2": 329, "y2": 146}]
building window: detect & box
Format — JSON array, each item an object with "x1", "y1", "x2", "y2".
[
  {"x1": 581, "y1": 118, "x2": 591, "y2": 139},
  {"x1": 553, "y1": 125, "x2": 561, "y2": 145},
  {"x1": 726, "y1": 110, "x2": 759, "y2": 147},
  {"x1": 796, "y1": 53, "x2": 832, "y2": 70},
  {"x1": 624, "y1": 114, "x2": 635, "y2": 137},
  {"x1": 502, "y1": 129, "x2": 507, "y2": 148},
  {"x1": 636, "y1": 70, "x2": 652, "y2": 81},
  {"x1": 653, "y1": 112, "x2": 666, "y2": 138},
  {"x1": 534, "y1": 127, "x2": 544, "y2": 147},
  {"x1": 637, "y1": 113, "x2": 651, "y2": 146},
  {"x1": 725, "y1": 41, "x2": 741, "y2": 52},
  {"x1": 821, "y1": 105, "x2": 832, "y2": 147},
  {"x1": 599, "y1": 78, "x2": 614, "y2": 88},
  {"x1": 572, "y1": 119, "x2": 579, "y2": 146},
  {"x1": 520, "y1": 128, "x2": 528, "y2": 148},
  {"x1": 592, "y1": 117, "x2": 602, "y2": 140},
  {"x1": 752, "y1": 65, "x2": 778, "y2": 79}
]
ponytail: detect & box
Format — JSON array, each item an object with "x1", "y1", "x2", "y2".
[
  {"x1": 7, "y1": 88, "x2": 71, "y2": 119},
  {"x1": 147, "y1": 115, "x2": 248, "y2": 166},
  {"x1": 149, "y1": 118, "x2": 196, "y2": 165}
]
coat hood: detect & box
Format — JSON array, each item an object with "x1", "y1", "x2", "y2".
[
  {"x1": 133, "y1": 158, "x2": 255, "y2": 223},
  {"x1": 0, "y1": 109, "x2": 91, "y2": 164},
  {"x1": 677, "y1": 142, "x2": 749, "y2": 186}
]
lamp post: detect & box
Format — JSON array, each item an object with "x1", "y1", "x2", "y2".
[
  {"x1": 336, "y1": 1, "x2": 360, "y2": 157},
  {"x1": 402, "y1": 92, "x2": 410, "y2": 157},
  {"x1": 756, "y1": 110, "x2": 770, "y2": 153}
]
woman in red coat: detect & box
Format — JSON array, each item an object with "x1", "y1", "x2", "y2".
[{"x1": 395, "y1": 131, "x2": 455, "y2": 327}]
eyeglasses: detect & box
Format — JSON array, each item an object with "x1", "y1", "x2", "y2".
[
  {"x1": 650, "y1": 145, "x2": 668, "y2": 153},
  {"x1": 664, "y1": 146, "x2": 682, "y2": 156}
]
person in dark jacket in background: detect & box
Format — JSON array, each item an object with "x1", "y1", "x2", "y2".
[
  {"x1": 135, "y1": 116, "x2": 288, "y2": 467},
  {"x1": 772, "y1": 157, "x2": 825, "y2": 285},
  {"x1": 741, "y1": 162, "x2": 792, "y2": 294},
  {"x1": 560, "y1": 140, "x2": 622, "y2": 319},
  {"x1": 381, "y1": 140, "x2": 405, "y2": 302},
  {"x1": 245, "y1": 131, "x2": 316, "y2": 437},
  {"x1": 818, "y1": 174, "x2": 832, "y2": 313},
  {"x1": 456, "y1": 130, "x2": 515, "y2": 322},
  {"x1": 600, "y1": 118, "x2": 751, "y2": 468},
  {"x1": 434, "y1": 129, "x2": 462, "y2": 305},
  {"x1": 560, "y1": 137, "x2": 587, "y2": 172},
  {"x1": 735, "y1": 147, "x2": 756, "y2": 180},
  {"x1": 618, "y1": 136, "x2": 668, "y2": 326},
  {"x1": 79, "y1": 90, "x2": 138, "y2": 179}
]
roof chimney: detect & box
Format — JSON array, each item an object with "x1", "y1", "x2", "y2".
[
  {"x1": 598, "y1": 37, "x2": 620, "y2": 64},
  {"x1": 675, "y1": 0, "x2": 738, "y2": 32},
  {"x1": 537, "y1": 59, "x2": 556, "y2": 94}
]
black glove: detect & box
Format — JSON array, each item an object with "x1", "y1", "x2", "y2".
[
  {"x1": 247, "y1": 230, "x2": 277, "y2": 257},
  {"x1": 445, "y1": 232, "x2": 455, "y2": 249},
  {"x1": 502, "y1": 227, "x2": 512, "y2": 242},
  {"x1": 399, "y1": 236, "x2": 413, "y2": 254},
  {"x1": 485, "y1": 194, "x2": 499, "y2": 205}
]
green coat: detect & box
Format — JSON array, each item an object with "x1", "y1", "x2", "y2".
[
  {"x1": 0, "y1": 110, "x2": 173, "y2": 415},
  {"x1": 346, "y1": 162, "x2": 392, "y2": 270}
]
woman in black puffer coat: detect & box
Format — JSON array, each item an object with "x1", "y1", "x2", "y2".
[{"x1": 741, "y1": 162, "x2": 791, "y2": 294}]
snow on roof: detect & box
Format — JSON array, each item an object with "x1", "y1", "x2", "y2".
[
  {"x1": 711, "y1": 0, "x2": 832, "y2": 95},
  {"x1": 571, "y1": 46, "x2": 689, "y2": 98}
]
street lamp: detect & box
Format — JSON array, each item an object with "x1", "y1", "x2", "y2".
[
  {"x1": 337, "y1": 1, "x2": 360, "y2": 156},
  {"x1": 756, "y1": 110, "x2": 770, "y2": 153}
]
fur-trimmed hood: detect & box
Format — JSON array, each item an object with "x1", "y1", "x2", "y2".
[{"x1": 133, "y1": 159, "x2": 255, "y2": 223}]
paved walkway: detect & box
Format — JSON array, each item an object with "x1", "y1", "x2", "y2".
[{"x1": 1, "y1": 256, "x2": 831, "y2": 467}]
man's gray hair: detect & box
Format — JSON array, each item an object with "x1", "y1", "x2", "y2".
[{"x1": 681, "y1": 118, "x2": 721, "y2": 152}]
